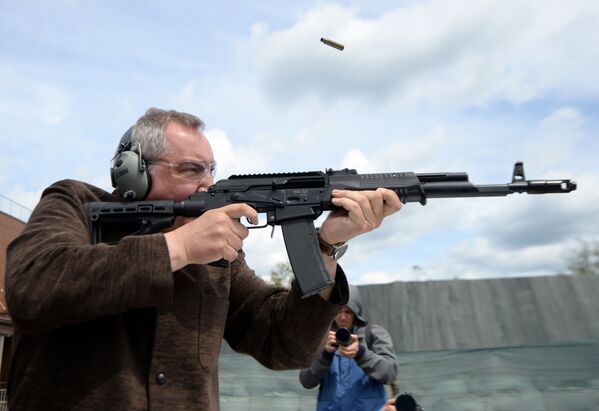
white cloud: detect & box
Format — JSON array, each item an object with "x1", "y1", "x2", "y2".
[
  {"x1": 431, "y1": 238, "x2": 574, "y2": 279},
  {"x1": 353, "y1": 270, "x2": 401, "y2": 285},
  {"x1": 340, "y1": 149, "x2": 372, "y2": 171},
  {"x1": 242, "y1": 228, "x2": 289, "y2": 279},
  {"x1": 2, "y1": 0, "x2": 596, "y2": 286},
  {"x1": 250, "y1": 0, "x2": 599, "y2": 107},
  {"x1": 339, "y1": 126, "x2": 447, "y2": 172},
  {"x1": 171, "y1": 80, "x2": 201, "y2": 113},
  {"x1": 205, "y1": 128, "x2": 270, "y2": 178},
  {"x1": 0, "y1": 64, "x2": 70, "y2": 128},
  {"x1": 313, "y1": 157, "x2": 594, "y2": 284},
  {"x1": 347, "y1": 231, "x2": 593, "y2": 284},
  {"x1": 540, "y1": 107, "x2": 584, "y2": 130},
  {"x1": 523, "y1": 107, "x2": 585, "y2": 170},
  {"x1": 73, "y1": 166, "x2": 113, "y2": 193}
]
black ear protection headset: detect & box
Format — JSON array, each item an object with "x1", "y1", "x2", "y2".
[{"x1": 110, "y1": 126, "x2": 152, "y2": 201}]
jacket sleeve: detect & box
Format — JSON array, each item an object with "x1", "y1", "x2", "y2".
[
  {"x1": 299, "y1": 351, "x2": 334, "y2": 389},
  {"x1": 5, "y1": 180, "x2": 174, "y2": 334},
  {"x1": 356, "y1": 324, "x2": 399, "y2": 384},
  {"x1": 224, "y1": 258, "x2": 348, "y2": 371}
]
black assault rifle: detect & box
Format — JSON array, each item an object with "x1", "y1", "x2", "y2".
[{"x1": 85, "y1": 162, "x2": 576, "y2": 298}]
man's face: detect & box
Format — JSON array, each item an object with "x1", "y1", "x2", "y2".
[
  {"x1": 146, "y1": 121, "x2": 215, "y2": 201},
  {"x1": 335, "y1": 307, "x2": 355, "y2": 329}
]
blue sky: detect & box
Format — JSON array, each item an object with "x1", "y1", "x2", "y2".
[{"x1": 1, "y1": 0, "x2": 598, "y2": 284}]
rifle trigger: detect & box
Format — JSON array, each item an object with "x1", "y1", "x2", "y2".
[{"x1": 246, "y1": 217, "x2": 269, "y2": 229}]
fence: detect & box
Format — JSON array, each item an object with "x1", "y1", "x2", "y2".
[{"x1": 0, "y1": 194, "x2": 31, "y2": 222}]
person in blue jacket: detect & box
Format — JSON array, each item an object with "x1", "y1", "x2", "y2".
[{"x1": 300, "y1": 285, "x2": 399, "y2": 411}]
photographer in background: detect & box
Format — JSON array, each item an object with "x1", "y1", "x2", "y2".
[{"x1": 300, "y1": 285, "x2": 399, "y2": 411}]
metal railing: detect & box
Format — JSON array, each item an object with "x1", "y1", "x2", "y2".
[
  {"x1": 0, "y1": 194, "x2": 31, "y2": 222},
  {"x1": 0, "y1": 388, "x2": 7, "y2": 411}
]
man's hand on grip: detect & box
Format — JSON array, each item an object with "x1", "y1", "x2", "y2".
[{"x1": 165, "y1": 203, "x2": 258, "y2": 271}]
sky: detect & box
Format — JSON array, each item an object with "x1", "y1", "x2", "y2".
[{"x1": 1, "y1": 0, "x2": 598, "y2": 284}]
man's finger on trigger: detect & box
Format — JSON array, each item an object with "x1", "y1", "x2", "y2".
[{"x1": 222, "y1": 203, "x2": 259, "y2": 224}]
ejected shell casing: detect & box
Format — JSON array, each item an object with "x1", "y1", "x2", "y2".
[{"x1": 320, "y1": 37, "x2": 344, "y2": 51}]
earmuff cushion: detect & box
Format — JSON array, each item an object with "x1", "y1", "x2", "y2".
[
  {"x1": 110, "y1": 151, "x2": 151, "y2": 200},
  {"x1": 110, "y1": 126, "x2": 151, "y2": 200}
]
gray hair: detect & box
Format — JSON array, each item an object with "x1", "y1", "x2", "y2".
[{"x1": 131, "y1": 107, "x2": 206, "y2": 161}]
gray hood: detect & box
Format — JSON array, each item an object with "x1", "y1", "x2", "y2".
[{"x1": 346, "y1": 285, "x2": 368, "y2": 326}]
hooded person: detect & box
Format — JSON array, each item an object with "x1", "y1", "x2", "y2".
[{"x1": 300, "y1": 285, "x2": 399, "y2": 411}]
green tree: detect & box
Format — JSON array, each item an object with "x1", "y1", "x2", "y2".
[
  {"x1": 269, "y1": 261, "x2": 293, "y2": 288},
  {"x1": 567, "y1": 239, "x2": 599, "y2": 275}
]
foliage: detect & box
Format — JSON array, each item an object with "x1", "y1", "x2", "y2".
[
  {"x1": 567, "y1": 239, "x2": 599, "y2": 275},
  {"x1": 269, "y1": 261, "x2": 293, "y2": 288}
]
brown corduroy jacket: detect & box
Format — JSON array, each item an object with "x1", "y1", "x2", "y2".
[{"x1": 6, "y1": 180, "x2": 348, "y2": 410}]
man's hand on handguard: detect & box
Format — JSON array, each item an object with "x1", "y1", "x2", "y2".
[
  {"x1": 164, "y1": 204, "x2": 258, "y2": 271},
  {"x1": 319, "y1": 188, "x2": 402, "y2": 246},
  {"x1": 318, "y1": 188, "x2": 402, "y2": 301}
]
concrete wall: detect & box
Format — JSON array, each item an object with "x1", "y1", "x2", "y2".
[{"x1": 358, "y1": 275, "x2": 599, "y2": 352}]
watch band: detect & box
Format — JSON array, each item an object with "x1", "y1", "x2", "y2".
[{"x1": 317, "y1": 229, "x2": 348, "y2": 260}]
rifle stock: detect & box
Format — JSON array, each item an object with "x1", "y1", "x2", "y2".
[{"x1": 85, "y1": 162, "x2": 576, "y2": 298}]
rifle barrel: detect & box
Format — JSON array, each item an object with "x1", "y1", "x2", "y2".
[{"x1": 421, "y1": 179, "x2": 576, "y2": 200}]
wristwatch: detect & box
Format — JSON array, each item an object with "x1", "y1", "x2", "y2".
[{"x1": 317, "y1": 229, "x2": 348, "y2": 260}]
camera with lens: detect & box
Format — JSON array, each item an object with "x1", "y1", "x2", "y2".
[
  {"x1": 394, "y1": 393, "x2": 423, "y2": 411},
  {"x1": 334, "y1": 327, "x2": 352, "y2": 347}
]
